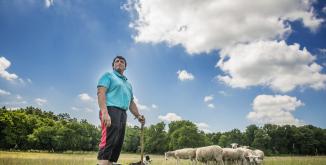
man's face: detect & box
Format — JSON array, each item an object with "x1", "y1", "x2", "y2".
[{"x1": 113, "y1": 58, "x2": 126, "y2": 72}]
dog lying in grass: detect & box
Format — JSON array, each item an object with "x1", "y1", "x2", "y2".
[{"x1": 129, "y1": 155, "x2": 152, "y2": 165}]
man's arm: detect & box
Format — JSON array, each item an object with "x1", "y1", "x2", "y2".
[
  {"x1": 129, "y1": 99, "x2": 145, "y2": 124},
  {"x1": 97, "y1": 87, "x2": 111, "y2": 127}
]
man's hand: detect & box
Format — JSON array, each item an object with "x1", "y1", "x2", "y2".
[
  {"x1": 101, "y1": 111, "x2": 111, "y2": 127},
  {"x1": 98, "y1": 87, "x2": 110, "y2": 127},
  {"x1": 137, "y1": 115, "x2": 145, "y2": 125}
]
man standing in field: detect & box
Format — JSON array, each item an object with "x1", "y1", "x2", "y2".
[{"x1": 97, "y1": 55, "x2": 145, "y2": 165}]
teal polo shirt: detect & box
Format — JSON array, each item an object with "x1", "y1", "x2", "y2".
[{"x1": 97, "y1": 70, "x2": 133, "y2": 110}]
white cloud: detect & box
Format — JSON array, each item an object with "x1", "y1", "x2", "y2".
[
  {"x1": 177, "y1": 70, "x2": 194, "y2": 81},
  {"x1": 127, "y1": 0, "x2": 323, "y2": 54},
  {"x1": 151, "y1": 104, "x2": 158, "y2": 109},
  {"x1": 0, "y1": 57, "x2": 18, "y2": 81},
  {"x1": 74, "y1": 93, "x2": 97, "y2": 114},
  {"x1": 27, "y1": 78, "x2": 32, "y2": 83},
  {"x1": 1, "y1": 94, "x2": 27, "y2": 106},
  {"x1": 204, "y1": 95, "x2": 214, "y2": 102},
  {"x1": 322, "y1": 6, "x2": 326, "y2": 14},
  {"x1": 127, "y1": 122, "x2": 135, "y2": 127},
  {"x1": 219, "y1": 91, "x2": 228, "y2": 96},
  {"x1": 78, "y1": 93, "x2": 94, "y2": 102},
  {"x1": 195, "y1": 122, "x2": 212, "y2": 133},
  {"x1": 217, "y1": 40, "x2": 326, "y2": 92},
  {"x1": 134, "y1": 96, "x2": 150, "y2": 111},
  {"x1": 127, "y1": 121, "x2": 138, "y2": 127},
  {"x1": 85, "y1": 107, "x2": 94, "y2": 112},
  {"x1": 71, "y1": 106, "x2": 80, "y2": 111},
  {"x1": 158, "y1": 113, "x2": 182, "y2": 122},
  {"x1": 318, "y1": 48, "x2": 326, "y2": 58},
  {"x1": 35, "y1": 98, "x2": 47, "y2": 106},
  {"x1": 207, "y1": 103, "x2": 215, "y2": 109},
  {"x1": 16, "y1": 95, "x2": 22, "y2": 100},
  {"x1": 247, "y1": 95, "x2": 304, "y2": 126},
  {"x1": 18, "y1": 78, "x2": 24, "y2": 84},
  {"x1": 204, "y1": 95, "x2": 215, "y2": 109},
  {"x1": 20, "y1": 101, "x2": 27, "y2": 104},
  {"x1": 44, "y1": 0, "x2": 54, "y2": 8},
  {"x1": 0, "y1": 89, "x2": 11, "y2": 96},
  {"x1": 7, "y1": 107, "x2": 22, "y2": 110},
  {"x1": 71, "y1": 106, "x2": 93, "y2": 112},
  {"x1": 319, "y1": 48, "x2": 326, "y2": 53}
]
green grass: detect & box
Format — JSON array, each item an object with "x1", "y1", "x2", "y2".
[{"x1": 1, "y1": 151, "x2": 326, "y2": 165}]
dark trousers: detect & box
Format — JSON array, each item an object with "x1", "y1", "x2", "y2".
[{"x1": 98, "y1": 106, "x2": 127, "y2": 162}]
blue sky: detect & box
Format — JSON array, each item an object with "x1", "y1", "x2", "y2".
[{"x1": 1, "y1": 0, "x2": 326, "y2": 132}]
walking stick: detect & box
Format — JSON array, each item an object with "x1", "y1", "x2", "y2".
[
  {"x1": 129, "y1": 116, "x2": 145, "y2": 165},
  {"x1": 140, "y1": 121, "x2": 145, "y2": 164}
]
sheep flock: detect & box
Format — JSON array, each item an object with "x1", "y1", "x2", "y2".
[{"x1": 165, "y1": 143, "x2": 264, "y2": 165}]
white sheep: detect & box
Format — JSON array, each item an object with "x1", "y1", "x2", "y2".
[
  {"x1": 196, "y1": 145, "x2": 224, "y2": 165},
  {"x1": 253, "y1": 149, "x2": 264, "y2": 165},
  {"x1": 165, "y1": 148, "x2": 197, "y2": 165},
  {"x1": 231, "y1": 143, "x2": 239, "y2": 149},
  {"x1": 222, "y1": 148, "x2": 247, "y2": 165},
  {"x1": 165, "y1": 151, "x2": 176, "y2": 160},
  {"x1": 239, "y1": 148, "x2": 257, "y2": 165},
  {"x1": 230, "y1": 145, "x2": 254, "y2": 165}
]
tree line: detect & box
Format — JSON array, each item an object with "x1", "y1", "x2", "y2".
[
  {"x1": 0, "y1": 106, "x2": 100, "y2": 151},
  {"x1": 1, "y1": 107, "x2": 325, "y2": 155}
]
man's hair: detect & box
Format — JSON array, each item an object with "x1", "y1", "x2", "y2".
[{"x1": 112, "y1": 55, "x2": 127, "y2": 68}]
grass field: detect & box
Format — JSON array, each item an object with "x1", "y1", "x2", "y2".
[{"x1": 1, "y1": 151, "x2": 326, "y2": 165}]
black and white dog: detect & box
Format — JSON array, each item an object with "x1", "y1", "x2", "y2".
[{"x1": 129, "y1": 155, "x2": 152, "y2": 165}]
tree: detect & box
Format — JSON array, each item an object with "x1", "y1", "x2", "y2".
[
  {"x1": 244, "y1": 124, "x2": 259, "y2": 146},
  {"x1": 227, "y1": 129, "x2": 244, "y2": 145},
  {"x1": 294, "y1": 125, "x2": 318, "y2": 155},
  {"x1": 123, "y1": 126, "x2": 141, "y2": 153},
  {"x1": 218, "y1": 134, "x2": 229, "y2": 147},
  {"x1": 144, "y1": 122, "x2": 167, "y2": 154},
  {"x1": 167, "y1": 120, "x2": 211, "y2": 150},
  {"x1": 206, "y1": 132, "x2": 221, "y2": 145},
  {"x1": 27, "y1": 126, "x2": 58, "y2": 151},
  {"x1": 252, "y1": 129, "x2": 271, "y2": 154}
]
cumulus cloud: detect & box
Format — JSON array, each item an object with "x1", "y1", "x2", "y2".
[
  {"x1": 247, "y1": 95, "x2": 304, "y2": 126},
  {"x1": 35, "y1": 98, "x2": 47, "y2": 106},
  {"x1": 16, "y1": 95, "x2": 22, "y2": 100},
  {"x1": 0, "y1": 57, "x2": 18, "y2": 81},
  {"x1": 0, "y1": 89, "x2": 11, "y2": 96},
  {"x1": 7, "y1": 107, "x2": 22, "y2": 110},
  {"x1": 219, "y1": 91, "x2": 229, "y2": 96},
  {"x1": 127, "y1": 122, "x2": 135, "y2": 127},
  {"x1": 151, "y1": 104, "x2": 158, "y2": 109},
  {"x1": 0, "y1": 93, "x2": 27, "y2": 108},
  {"x1": 195, "y1": 122, "x2": 212, "y2": 133},
  {"x1": 318, "y1": 48, "x2": 326, "y2": 58},
  {"x1": 177, "y1": 70, "x2": 194, "y2": 81},
  {"x1": 126, "y1": 0, "x2": 323, "y2": 54},
  {"x1": 78, "y1": 93, "x2": 94, "y2": 102},
  {"x1": 44, "y1": 0, "x2": 54, "y2": 8},
  {"x1": 158, "y1": 113, "x2": 182, "y2": 122},
  {"x1": 71, "y1": 106, "x2": 80, "y2": 111},
  {"x1": 71, "y1": 106, "x2": 94, "y2": 113},
  {"x1": 204, "y1": 95, "x2": 215, "y2": 109},
  {"x1": 74, "y1": 93, "x2": 97, "y2": 113},
  {"x1": 207, "y1": 103, "x2": 215, "y2": 109},
  {"x1": 85, "y1": 107, "x2": 94, "y2": 112},
  {"x1": 217, "y1": 40, "x2": 326, "y2": 92},
  {"x1": 27, "y1": 78, "x2": 32, "y2": 83},
  {"x1": 134, "y1": 96, "x2": 150, "y2": 111},
  {"x1": 323, "y1": 6, "x2": 326, "y2": 14},
  {"x1": 204, "y1": 95, "x2": 214, "y2": 102}
]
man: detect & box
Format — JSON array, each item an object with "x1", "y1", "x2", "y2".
[{"x1": 97, "y1": 55, "x2": 145, "y2": 165}]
